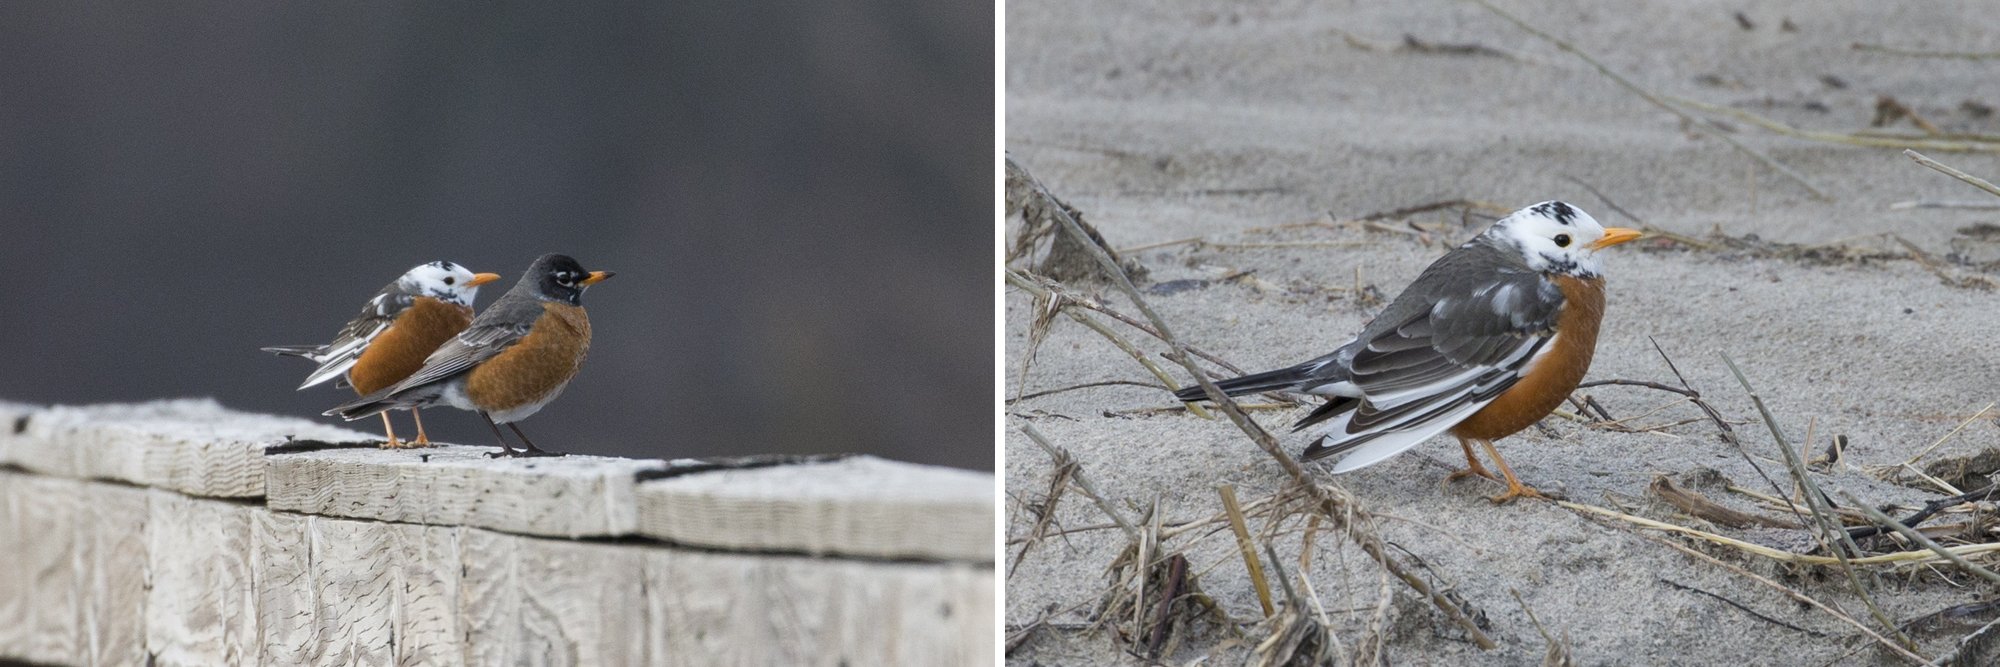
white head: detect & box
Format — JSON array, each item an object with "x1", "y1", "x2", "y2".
[
  {"x1": 1486, "y1": 201, "x2": 1642, "y2": 278},
  {"x1": 396, "y1": 261, "x2": 501, "y2": 306}
]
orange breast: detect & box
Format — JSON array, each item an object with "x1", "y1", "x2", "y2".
[
  {"x1": 1450, "y1": 275, "x2": 1605, "y2": 441},
  {"x1": 464, "y1": 302, "x2": 592, "y2": 412},
  {"x1": 349, "y1": 297, "x2": 475, "y2": 395}
]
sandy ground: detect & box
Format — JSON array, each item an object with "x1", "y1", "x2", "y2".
[{"x1": 1005, "y1": 1, "x2": 2000, "y2": 664}]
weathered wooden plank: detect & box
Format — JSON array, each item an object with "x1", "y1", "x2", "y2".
[
  {"x1": 643, "y1": 548, "x2": 995, "y2": 666},
  {"x1": 9, "y1": 399, "x2": 372, "y2": 498},
  {"x1": 0, "y1": 471, "x2": 150, "y2": 667},
  {"x1": 458, "y1": 528, "x2": 649, "y2": 666},
  {"x1": 389, "y1": 522, "x2": 464, "y2": 667},
  {"x1": 306, "y1": 517, "x2": 398, "y2": 666},
  {"x1": 0, "y1": 401, "x2": 996, "y2": 665},
  {"x1": 254, "y1": 514, "x2": 468, "y2": 667},
  {"x1": 265, "y1": 445, "x2": 664, "y2": 538},
  {"x1": 0, "y1": 472, "x2": 76, "y2": 664},
  {"x1": 77, "y1": 481, "x2": 151, "y2": 667},
  {"x1": 20, "y1": 474, "x2": 82, "y2": 665},
  {"x1": 252, "y1": 509, "x2": 315, "y2": 665},
  {"x1": 147, "y1": 489, "x2": 260, "y2": 667},
  {"x1": 635, "y1": 455, "x2": 994, "y2": 562},
  {"x1": 0, "y1": 471, "x2": 26, "y2": 658}
]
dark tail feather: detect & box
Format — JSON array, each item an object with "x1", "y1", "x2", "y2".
[
  {"x1": 1291, "y1": 396, "x2": 1360, "y2": 432},
  {"x1": 261, "y1": 344, "x2": 325, "y2": 359},
  {"x1": 1172, "y1": 364, "x2": 1315, "y2": 402},
  {"x1": 326, "y1": 389, "x2": 398, "y2": 421}
]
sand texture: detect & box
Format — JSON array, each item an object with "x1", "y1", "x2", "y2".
[{"x1": 1006, "y1": 1, "x2": 2000, "y2": 664}]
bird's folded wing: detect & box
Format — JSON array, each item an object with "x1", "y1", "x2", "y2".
[
  {"x1": 1302, "y1": 271, "x2": 1564, "y2": 468},
  {"x1": 297, "y1": 289, "x2": 411, "y2": 390},
  {"x1": 383, "y1": 319, "x2": 532, "y2": 393}
]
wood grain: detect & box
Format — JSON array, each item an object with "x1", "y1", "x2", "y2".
[
  {"x1": 146, "y1": 489, "x2": 260, "y2": 667},
  {"x1": 4, "y1": 399, "x2": 372, "y2": 498},
  {"x1": 0, "y1": 402, "x2": 995, "y2": 666},
  {"x1": 636, "y1": 455, "x2": 994, "y2": 562},
  {"x1": 265, "y1": 445, "x2": 665, "y2": 538}
]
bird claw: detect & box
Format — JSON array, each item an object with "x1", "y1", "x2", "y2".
[{"x1": 1487, "y1": 484, "x2": 1557, "y2": 505}]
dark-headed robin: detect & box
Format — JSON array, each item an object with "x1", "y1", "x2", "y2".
[
  {"x1": 264, "y1": 261, "x2": 501, "y2": 448},
  {"x1": 327, "y1": 254, "x2": 614, "y2": 457},
  {"x1": 1176, "y1": 201, "x2": 1642, "y2": 503}
]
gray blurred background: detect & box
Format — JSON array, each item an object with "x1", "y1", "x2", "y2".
[{"x1": 0, "y1": 2, "x2": 993, "y2": 469}]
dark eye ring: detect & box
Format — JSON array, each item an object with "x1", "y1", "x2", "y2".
[{"x1": 1554, "y1": 234, "x2": 1572, "y2": 248}]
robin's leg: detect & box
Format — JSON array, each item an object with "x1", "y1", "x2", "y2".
[
  {"x1": 411, "y1": 408, "x2": 432, "y2": 445},
  {"x1": 1475, "y1": 438, "x2": 1549, "y2": 504},
  {"x1": 504, "y1": 423, "x2": 565, "y2": 457},
  {"x1": 379, "y1": 410, "x2": 431, "y2": 449},
  {"x1": 376, "y1": 412, "x2": 403, "y2": 449},
  {"x1": 479, "y1": 412, "x2": 519, "y2": 457},
  {"x1": 1443, "y1": 437, "x2": 1500, "y2": 482}
]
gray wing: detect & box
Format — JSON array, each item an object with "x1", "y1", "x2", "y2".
[
  {"x1": 1301, "y1": 240, "x2": 1565, "y2": 468},
  {"x1": 381, "y1": 295, "x2": 541, "y2": 393},
  {"x1": 294, "y1": 284, "x2": 415, "y2": 390}
]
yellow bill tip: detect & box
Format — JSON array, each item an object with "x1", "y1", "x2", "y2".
[{"x1": 1589, "y1": 228, "x2": 1643, "y2": 250}]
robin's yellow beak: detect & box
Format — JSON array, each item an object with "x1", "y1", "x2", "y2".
[
  {"x1": 466, "y1": 273, "x2": 502, "y2": 287},
  {"x1": 581, "y1": 271, "x2": 615, "y2": 285},
  {"x1": 1588, "y1": 228, "x2": 1643, "y2": 250}
]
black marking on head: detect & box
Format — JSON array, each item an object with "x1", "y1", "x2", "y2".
[
  {"x1": 12, "y1": 415, "x2": 27, "y2": 434},
  {"x1": 1534, "y1": 201, "x2": 1578, "y2": 226},
  {"x1": 528, "y1": 253, "x2": 592, "y2": 305},
  {"x1": 1539, "y1": 252, "x2": 1580, "y2": 275},
  {"x1": 429, "y1": 261, "x2": 458, "y2": 271}
]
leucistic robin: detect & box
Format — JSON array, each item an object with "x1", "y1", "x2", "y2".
[
  {"x1": 1175, "y1": 201, "x2": 1642, "y2": 503},
  {"x1": 327, "y1": 254, "x2": 614, "y2": 457},
  {"x1": 263, "y1": 261, "x2": 501, "y2": 448}
]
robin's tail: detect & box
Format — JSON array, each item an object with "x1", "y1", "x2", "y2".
[
  {"x1": 261, "y1": 344, "x2": 328, "y2": 361},
  {"x1": 1172, "y1": 364, "x2": 1320, "y2": 402},
  {"x1": 326, "y1": 389, "x2": 398, "y2": 421}
]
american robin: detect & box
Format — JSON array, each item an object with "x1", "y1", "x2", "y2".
[
  {"x1": 263, "y1": 261, "x2": 500, "y2": 448},
  {"x1": 327, "y1": 254, "x2": 614, "y2": 457},
  {"x1": 1175, "y1": 201, "x2": 1642, "y2": 503}
]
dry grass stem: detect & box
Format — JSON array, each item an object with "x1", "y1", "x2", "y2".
[
  {"x1": 1896, "y1": 401, "x2": 1997, "y2": 469},
  {"x1": 1905, "y1": 150, "x2": 2000, "y2": 199},
  {"x1": 1567, "y1": 502, "x2": 1932, "y2": 664},
  {"x1": 1723, "y1": 352, "x2": 1918, "y2": 651},
  {"x1": 1021, "y1": 424, "x2": 1142, "y2": 543},
  {"x1": 1669, "y1": 96, "x2": 2000, "y2": 154},
  {"x1": 1852, "y1": 42, "x2": 2000, "y2": 60},
  {"x1": 1510, "y1": 589, "x2": 1576, "y2": 667},
  {"x1": 1467, "y1": 0, "x2": 1830, "y2": 198},
  {"x1": 1010, "y1": 155, "x2": 1498, "y2": 650},
  {"x1": 1843, "y1": 492, "x2": 2000, "y2": 588},
  {"x1": 1010, "y1": 443, "x2": 1080, "y2": 579},
  {"x1": 1650, "y1": 475, "x2": 1794, "y2": 528},
  {"x1": 1562, "y1": 500, "x2": 2000, "y2": 567},
  {"x1": 1219, "y1": 485, "x2": 1276, "y2": 618}
]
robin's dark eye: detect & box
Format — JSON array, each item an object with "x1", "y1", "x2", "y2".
[
  {"x1": 1554, "y1": 234, "x2": 1572, "y2": 248},
  {"x1": 444, "y1": 277, "x2": 455, "y2": 285}
]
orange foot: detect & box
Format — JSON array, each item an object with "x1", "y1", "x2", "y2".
[
  {"x1": 1488, "y1": 482, "x2": 1552, "y2": 505},
  {"x1": 1445, "y1": 464, "x2": 1500, "y2": 483}
]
